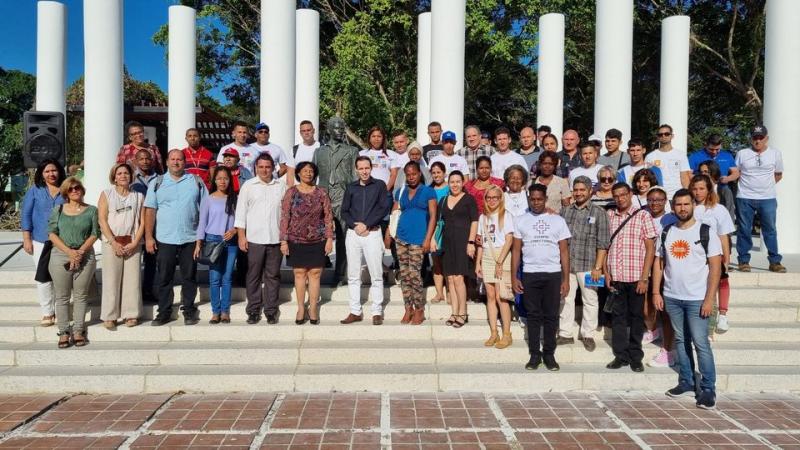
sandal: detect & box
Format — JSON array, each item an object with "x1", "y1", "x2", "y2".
[
  {"x1": 125, "y1": 318, "x2": 138, "y2": 327},
  {"x1": 103, "y1": 320, "x2": 117, "y2": 330},
  {"x1": 41, "y1": 316, "x2": 55, "y2": 327},
  {"x1": 452, "y1": 315, "x2": 466, "y2": 328},
  {"x1": 72, "y1": 332, "x2": 87, "y2": 347},
  {"x1": 445, "y1": 314, "x2": 457, "y2": 326},
  {"x1": 431, "y1": 296, "x2": 444, "y2": 303},
  {"x1": 57, "y1": 333, "x2": 71, "y2": 349}
]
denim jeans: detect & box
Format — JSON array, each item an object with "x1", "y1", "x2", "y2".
[
  {"x1": 735, "y1": 197, "x2": 781, "y2": 264},
  {"x1": 664, "y1": 297, "x2": 716, "y2": 394},
  {"x1": 206, "y1": 234, "x2": 238, "y2": 315}
]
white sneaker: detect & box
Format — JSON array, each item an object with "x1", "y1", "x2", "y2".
[
  {"x1": 716, "y1": 314, "x2": 730, "y2": 333},
  {"x1": 648, "y1": 348, "x2": 670, "y2": 367},
  {"x1": 642, "y1": 328, "x2": 661, "y2": 344}
]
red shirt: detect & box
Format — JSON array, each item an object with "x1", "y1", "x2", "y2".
[
  {"x1": 183, "y1": 146, "x2": 216, "y2": 190},
  {"x1": 117, "y1": 143, "x2": 163, "y2": 174},
  {"x1": 464, "y1": 177, "x2": 505, "y2": 215}
]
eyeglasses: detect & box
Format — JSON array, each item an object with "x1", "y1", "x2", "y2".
[
  {"x1": 751, "y1": 135, "x2": 766, "y2": 141},
  {"x1": 648, "y1": 198, "x2": 667, "y2": 204},
  {"x1": 256, "y1": 130, "x2": 268, "y2": 134},
  {"x1": 598, "y1": 177, "x2": 615, "y2": 183},
  {"x1": 129, "y1": 131, "x2": 144, "y2": 136},
  {"x1": 68, "y1": 186, "x2": 83, "y2": 193},
  {"x1": 657, "y1": 132, "x2": 672, "y2": 137},
  {"x1": 486, "y1": 196, "x2": 501, "y2": 201}
]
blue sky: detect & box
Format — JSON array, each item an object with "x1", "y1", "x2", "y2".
[{"x1": 0, "y1": 0, "x2": 227, "y2": 103}]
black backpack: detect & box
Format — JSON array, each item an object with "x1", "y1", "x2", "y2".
[{"x1": 660, "y1": 223, "x2": 711, "y2": 264}]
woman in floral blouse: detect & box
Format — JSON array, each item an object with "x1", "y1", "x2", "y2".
[{"x1": 279, "y1": 161, "x2": 334, "y2": 325}]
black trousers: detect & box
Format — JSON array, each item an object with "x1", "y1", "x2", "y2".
[
  {"x1": 142, "y1": 250, "x2": 157, "y2": 301},
  {"x1": 333, "y1": 217, "x2": 347, "y2": 281},
  {"x1": 610, "y1": 281, "x2": 645, "y2": 363},
  {"x1": 523, "y1": 272, "x2": 562, "y2": 357},
  {"x1": 245, "y1": 243, "x2": 282, "y2": 316},
  {"x1": 155, "y1": 242, "x2": 198, "y2": 319}
]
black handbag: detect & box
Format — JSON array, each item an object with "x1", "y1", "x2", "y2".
[
  {"x1": 34, "y1": 240, "x2": 54, "y2": 283},
  {"x1": 198, "y1": 240, "x2": 225, "y2": 265}
]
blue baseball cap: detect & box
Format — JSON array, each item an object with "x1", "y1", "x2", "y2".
[
  {"x1": 255, "y1": 122, "x2": 270, "y2": 132},
  {"x1": 442, "y1": 130, "x2": 457, "y2": 142}
]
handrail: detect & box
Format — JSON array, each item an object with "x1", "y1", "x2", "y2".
[{"x1": 0, "y1": 244, "x2": 23, "y2": 268}]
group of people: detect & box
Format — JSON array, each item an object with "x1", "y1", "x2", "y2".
[{"x1": 20, "y1": 116, "x2": 785, "y2": 410}]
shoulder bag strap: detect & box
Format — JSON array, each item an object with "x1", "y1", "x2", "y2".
[{"x1": 609, "y1": 208, "x2": 643, "y2": 244}]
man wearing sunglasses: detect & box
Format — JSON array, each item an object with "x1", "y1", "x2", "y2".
[
  {"x1": 645, "y1": 124, "x2": 691, "y2": 198},
  {"x1": 734, "y1": 126, "x2": 785, "y2": 273}
]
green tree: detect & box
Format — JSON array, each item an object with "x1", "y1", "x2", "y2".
[{"x1": 0, "y1": 68, "x2": 36, "y2": 193}]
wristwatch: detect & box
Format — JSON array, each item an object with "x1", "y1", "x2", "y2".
[{"x1": 468, "y1": 240, "x2": 475, "y2": 244}]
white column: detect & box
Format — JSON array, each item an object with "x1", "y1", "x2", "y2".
[
  {"x1": 83, "y1": 0, "x2": 123, "y2": 205},
  {"x1": 536, "y1": 13, "x2": 565, "y2": 150},
  {"x1": 416, "y1": 12, "x2": 432, "y2": 144},
  {"x1": 594, "y1": 0, "x2": 633, "y2": 142},
  {"x1": 658, "y1": 16, "x2": 690, "y2": 152},
  {"x1": 295, "y1": 9, "x2": 319, "y2": 144},
  {"x1": 765, "y1": 0, "x2": 800, "y2": 253},
  {"x1": 168, "y1": 6, "x2": 196, "y2": 151},
  {"x1": 430, "y1": 0, "x2": 466, "y2": 138},
  {"x1": 260, "y1": 0, "x2": 295, "y2": 151},
  {"x1": 35, "y1": 1, "x2": 66, "y2": 117}
]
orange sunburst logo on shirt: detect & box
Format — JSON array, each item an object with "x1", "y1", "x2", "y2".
[{"x1": 669, "y1": 240, "x2": 691, "y2": 259}]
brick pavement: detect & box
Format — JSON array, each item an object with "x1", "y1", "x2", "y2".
[{"x1": 0, "y1": 392, "x2": 797, "y2": 449}]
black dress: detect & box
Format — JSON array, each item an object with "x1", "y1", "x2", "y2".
[{"x1": 441, "y1": 193, "x2": 479, "y2": 276}]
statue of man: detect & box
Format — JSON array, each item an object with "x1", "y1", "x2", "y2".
[{"x1": 313, "y1": 116, "x2": 358, "y2": 285}]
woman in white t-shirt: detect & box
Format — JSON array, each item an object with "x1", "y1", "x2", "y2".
[
  {"x1": 691, "y1": 174, "x2": 735, "y2": 333},
  {"x1": 359, "y1": 126, "x2": 401, "y2": 191},
  {"x1": 476, "y1": 185, "x2": 515, "y2": 349}
]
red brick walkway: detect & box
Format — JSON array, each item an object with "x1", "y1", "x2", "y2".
[{"x1": 0, "y1": 392, "x2": 797, "y2": 449}]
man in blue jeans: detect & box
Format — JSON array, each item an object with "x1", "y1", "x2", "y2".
[
  {"x1": 734, "y1": 125, "x2": 785, "y2": 273},
  {"x1": 652, "y1": 189, "x2": 722, "y2": 409}
]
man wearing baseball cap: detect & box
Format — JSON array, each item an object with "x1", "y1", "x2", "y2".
[
  {"x1": 251, "y1": 122, "x2": 295, "y2": 186},
  {"x1": 428, "y1": 131, "x2": 470, "y2": 176},
  {"x1": 220, "y1": 148, "x2": 253, "y2": 193},
  {"x1": 734, "y1": 125, "x2": 785, "y2": 273}
]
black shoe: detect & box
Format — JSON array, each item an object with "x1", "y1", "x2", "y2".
[
  {"x1": 581, "y1": 337, "x2": 596, "y2": 352},
  {"x1": 183, "y1": 310, "x2": 200, "y2": 326},
  {"x1": 543, "y1": 355, "x2": 560, "y2": 371},
  {"x1": 696, "y1": 390, "x2": 716, "y2": 409},
  {"x1": 266, "y1": 313, "x2": 278, "y2": 325},
  {"x1": 525, "y1": 355, "x2": 543, "y2": 370},
  {"x1": 556, "y1": 336, "x2": 575, "y2": 346},
  {"x1": 630, "y1": 361, "x2": 645, "y2": 372},
  {"x1": 151, "y1": 317, "x2": 170, "y2": 327},
  {"x1": 606, "y1": 358, "x2": 629, "y2": 369},
  {"x1": 666, "y1": 384, "x2": 696, "y2": 398},
  {"x1": 246, "y1": 313, "x2": 261, "y2": 325}
]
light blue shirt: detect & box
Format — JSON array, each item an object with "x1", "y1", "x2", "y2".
[
  {"x1": 144, "y1": 173, "x2": 208, "y2": 245},
  {"x1": 21, "y1": 185, "x2": 65, "y2": 243}
]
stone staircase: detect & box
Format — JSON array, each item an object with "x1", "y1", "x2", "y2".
[{"x1": 0, "y1": 270, "x2": 796, "y2": 394}]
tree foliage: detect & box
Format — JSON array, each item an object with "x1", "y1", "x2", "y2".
[
  {"x1": 0, "y1": 68, "x2": 36, "y2": 192},
  {"x1": 154, "y1": 0, "x2": 767, "y2": 151}
]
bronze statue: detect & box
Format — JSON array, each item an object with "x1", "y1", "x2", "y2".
[{"x1": 313, "y1": 116, "x2": 358, "y2": 284}]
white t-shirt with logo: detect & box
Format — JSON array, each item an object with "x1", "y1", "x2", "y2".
[
  {"x1": 429, "y1": 153, "x2": 470, "y2": 177},
  {"x1": 659, "y1": 221, "x2": 722, "y2": 301},
  {"x1": 217, "y1": 142, "x2": 259, "y2": 170},
  {"x1": 491, "y1": 151, "x2": 528, "y2": 179},
  {"x1": 513, "y1": 212, "x2": 571, "y2": 273},
  {"x1": 359, "y1": 149, "x2": 401, "y2": 185},
  {"x1": 568, "y1": 164, "x2": 603, "y2": 187},
  {"x1": 735, "y1": 147, "x2": 783, "y2": 199},
  {"x1": 293, "y1": 141, "x2": 320, "y2": 164},
  {"x1": 645, "y1": 149, "x2": 690, "y2": 196},
  {"x1": 694, "y1": 204, "x2": 735, "y2": 235},
  {"x1": 478, "y1": 211, "x2": 514, "y2": 248},
  {"x1": 252, "y1": 142, "x2": 294, "y2": 168}
]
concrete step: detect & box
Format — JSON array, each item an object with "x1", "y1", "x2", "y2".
[
  {"x1": 4, "y1": 339, "x2": 797, "y2": 368},
  {"x1": 0, "y1": 363, "x2": 796, "y2": 394}
]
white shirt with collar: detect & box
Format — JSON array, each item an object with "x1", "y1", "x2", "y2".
[{"x1": 234, "y1": 176, "x2": 286, "y2": 244}]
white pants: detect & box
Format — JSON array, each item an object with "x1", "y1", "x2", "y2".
[
  {"x1": 345, "y1": 229, "x2": 384, "y2": 316},
  {"x1": 32, "y1": 240, "x2": 55, "y2": 316},
  {"x1": 559, "y1": 271, "x2": 599, "y2": 339}
]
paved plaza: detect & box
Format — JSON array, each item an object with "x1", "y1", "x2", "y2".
[{"x1": 0, "y1": 391, "x2": 798, "y2": 449}]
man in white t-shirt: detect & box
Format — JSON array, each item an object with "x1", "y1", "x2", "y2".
[
  {"x1": 429, "y1": 131, "x2": 470, "y2": 177},
  {"x1": 490, "y1": 127, "x2": 527, "y2": 179},
  {"x1": 618, "y1": 139, "x2": 663, "y2": 186},
  {"x1": 645, "y1": 124, "x2": 691, "y2": 197},
  {"x1": 652, "y1": 188, "x2": 722, "y2": 410},
  {"x1": 568, "y1": 142, "x2": 603, "y2": 187},
  {"x1": 391, "y1": 130, "x2": 411, "y2": 169},
  {"x1": 250, "y1": 122, "x2": 294, "y2": 185},
  {"x1": 292, "y1": 120, "x2": 320, "y2": 164},
  {"x1": 511, "y1": 184, "x2": 571, "y2": 372},
  {"x1": 217, "y1": 121, "x2": 258, "y2": 172},
  {"x1": 734, "y1": 125, "x2": 785, "y2": 273}
]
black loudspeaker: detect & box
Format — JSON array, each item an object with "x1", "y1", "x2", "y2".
[{"x1": 23, "y1": 111, "x2": 66, "y2": 169}]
